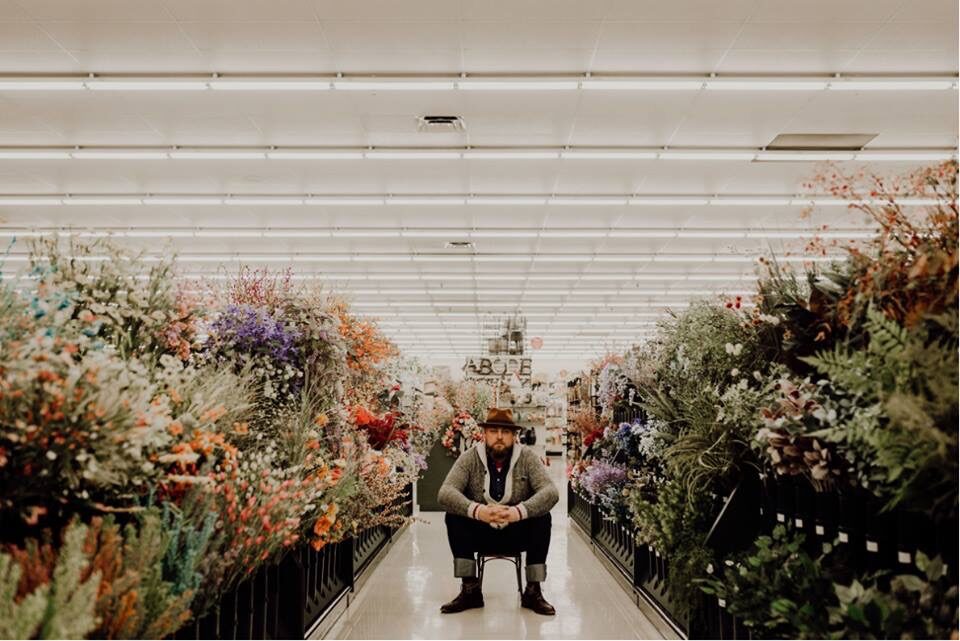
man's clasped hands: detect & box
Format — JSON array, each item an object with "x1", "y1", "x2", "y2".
[{"x1": 476, "y1": 503, "x2": 521, "y2": 525}]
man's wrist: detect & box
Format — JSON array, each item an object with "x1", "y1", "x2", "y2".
[{"x1": 468, "y1": 501, "x2": 483, "y2": 520}]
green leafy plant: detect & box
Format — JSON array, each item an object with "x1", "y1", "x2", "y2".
[
  {"x1": 800, "y1": 307, "x2": 958, "y2": 520},
  {"x1": 830, "y1": 553, "x2": 958, "y2": 639},
  {"x1": 698, "y1": 526, "x2": 833, "y2": 639}
]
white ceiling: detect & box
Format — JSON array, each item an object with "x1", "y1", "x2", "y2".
[{"x1": 0, "y1": 0, "x2": 957, "y2": 370}]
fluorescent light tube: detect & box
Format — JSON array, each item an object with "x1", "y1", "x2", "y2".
[
  {"x1": 533, "y1": 255, "x2": 593, "y2": 262},
  {"x1": 829, "y1": 80, "x2": 956, "y2": 91},
  {"x1": 333, "y1": 80, "x2": 456, "y2": 91},
  {"x1": 225, "y1": 197, "x2": 304, "y2": 205},
  {"x1": 267, "y1": 151, "x2": 363, "y2": 159},
  {"x1": 629, "y1": 197, "x2": 711, "y2": 206},
  {"x1": 329, "y1": 230, "x2": 399, "y2": 238},
  {"x1": 458, "y1": 80, "x2": 579, "y2": 91},
  {"x1": 607, "y1": 230, "x2": 678, "y2": 238},
  {"x1": 402, "y1": 230, "x2": 466, "y2": 237},
  {"x1": 660, "y1": 152, "x2": 757, "y2": 160},
  {"x1": 548, "y1": 197, "x2": 627, "y2": 206},
  {"x1": 0, "y1": 80, "x2": 85, "y2": 90},
  {"x1": 262, "y1": 230, "x2": 331, "y2": 238},
  {"x1": 464, "y1": 151, "x2": 560, "y2": 159},
  {"x1": 0, "y1": 230, "x2": 49, "y2": 237},
  {"x1": 0, "y1": 197, "x2": 63, "y2": 205},
  {"x1": 305, "y1": 197, "x2": 386, "y2": 205},
  {"x1": 64, "y1": 197, "x2": 142, "y2": 205},
  {"x1": 468, "y1": 197, "x2": 548, "y2": 206},
  {"x1": 581, "y1": 79, "x2": 704, "y2": 90},
  {"x1": 127, "y1": 230, "x2": 196, "y2": 237},
  {"x1": 706, "y1": 80, "x2": 828, "y2": 91},
  {"x1": 169, "y1": 151, "x2": 266, "y2": 160},
  {"x1": 143, "y1": 197, "x2": 224, "y2": 205},
  {"x1": 470, "y1": 229, "x2": 540, "y2": 238},
  {"x1": 755, "y1": 152, "x2": 855, "y2": 161},
  {"x1": 85, "y1": 80, "x2": 209, "y2": 91},
  {"x1": 676, "y1": 230, "x2": 747, "y2": 238},
  {"x1": 0, "y1": 150, "x2": 72, "y2": 159},
  {"x1": 853, "y1": 152, "x2": 956, "y2": 161},
  {"x1": 472, "y1": 255, "x2": 533, "y2": 262},
  {"x1": 71, "y1": 150, "x2": 170, "y2": 159},
  {"x1": 560, "y1": 151, "x2": 659, "y2": 159},
  {"x1": 367, "y1": 151, "x2": 462, "y2": 160},
  {"x1": 539, "y1": 231, "x2": 608, "y2": 238},
  {"x1": 710, "y1": 197, "x2": 794, "y2": 206},
  {"x1": 194, "y1": 230, "x2": 264, "y2": 238},
  {"x1": 210, "y1": 80, "x2": 332, "y2": 91},
  {"x1": 387, "y1": 197, "x2": 467, "y2": 205}
]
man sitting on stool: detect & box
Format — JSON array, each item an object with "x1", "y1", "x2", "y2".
[{"x1": 437, "y1": 407, "x2": 559, "y2": 615}]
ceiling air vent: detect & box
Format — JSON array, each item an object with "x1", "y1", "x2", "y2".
[
  {"x1": 444, "y1": 240, "x2": 474, "y2": 249},
  {"x1": 765, "y1": 133, "x2": 878, "y2": 150},
  {"x1": 417, "y1": 115, "x2": 466, "y2": 133}
]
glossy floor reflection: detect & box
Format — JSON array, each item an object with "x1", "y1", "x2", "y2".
[{"x1": 328, "y1": 457, "x2": 663, "y2": 640}]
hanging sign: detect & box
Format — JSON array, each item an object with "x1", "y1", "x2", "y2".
[{"x1": 462, "y1": 356, "x2": 532, "y2": 382}]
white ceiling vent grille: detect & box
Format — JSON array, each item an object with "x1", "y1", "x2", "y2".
[
  {"x1": 765, "y1": 133, "x2": 878, "y2": 150},
  {"x1": 417, "y1": 115, "x2": 466, "y2": 133}
]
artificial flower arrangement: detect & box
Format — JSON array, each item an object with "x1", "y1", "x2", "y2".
[
  {"x1": 0, "y1": 243, "x2": 428, "y2": 639},
  {"x1": 567, "y1": 161, "x2": 958, "y2": 638},
  {"x1": 440, "y1": 411, "x2": 483, "y2": 457}
]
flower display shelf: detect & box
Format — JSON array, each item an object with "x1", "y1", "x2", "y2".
[
  {"x1": 567, "y1": 484, "x2": 593, "y2": 537},
  {"x1": 173, "y1": 484, "x2": 414, "y2": 640},
  {"x1": 759, "y1": 475, "x2": 958, "y2": 583},
  {"x1": 634, "y1": 542, "x2": 690, "y2": 637},
  {"x1": 593, "y1": 511, "x2": 637, "y2": 583},
  {"x1": 352, "y1": 525, "x2": 392, "y2": 578}
]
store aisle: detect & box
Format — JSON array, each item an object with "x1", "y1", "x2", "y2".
[{"x1": 327, "y1": 458, "x2": 663, "y2": 640}]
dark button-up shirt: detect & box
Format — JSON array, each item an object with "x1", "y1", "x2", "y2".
[{"x1": 486, "y1": 448, "x2": 513, "y2": 502}]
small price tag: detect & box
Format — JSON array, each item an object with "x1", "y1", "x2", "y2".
[
  {"x1": 718, "y1": 598, "x2": 727, "y2": 608},
  {"x1": 838, "y1": 531, "x2": 849, "y2": 543},
  {"x1": 655, "y1": 550, "x2": 661, "y2": 558},
  {"x1": 898, "y1": 551, "x2": 912, "y2": 564},
  {"x1": 795, "y1": 518, "x2": 804, "y2": 528},
  {"x1": 815, "y1": 525, "x2": 825, "y2": 536},
  {"x1": 759, "y1": 507, "x2": 764, "y2": 515},
  {"x1": 866, "y1": 540, "x2": 879, "y2": 553},
  {"x1": 776, "y1": 512, "x2": 785, "y2": 523}
]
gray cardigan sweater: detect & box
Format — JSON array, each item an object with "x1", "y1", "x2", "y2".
[{"x1": 437, "y1": 442, "x2": 559, "y2": 528}]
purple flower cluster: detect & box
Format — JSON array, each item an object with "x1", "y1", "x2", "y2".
[
  {"x1": 579, "y1": 459, "x2": 628, "y2": 502},
  {"x1": 615, "y1": 421, "x2": 635, "y2": 448},
  {"x1": 208, "y1": 304, "x2": 302, "y2": 367}
]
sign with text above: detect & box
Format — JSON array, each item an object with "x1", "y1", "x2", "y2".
[{"x1": 462, "y1": 356, "x2": 532, "y2": 382}]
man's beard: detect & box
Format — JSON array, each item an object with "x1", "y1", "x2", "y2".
[{"x1": 490, "y1": 443, "x2": 510, "y2": 461}]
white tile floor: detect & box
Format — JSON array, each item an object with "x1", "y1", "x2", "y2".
[{"x1": 328, "y1": 458, "x2": 663, "y2": 640}]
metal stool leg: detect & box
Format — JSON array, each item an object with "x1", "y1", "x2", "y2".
[{"x1": 515, "y1": 554, "x2": 523, "y2": 593}]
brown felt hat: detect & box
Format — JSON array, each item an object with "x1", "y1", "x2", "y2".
[{"x1": 479, "y1": 407, "x2": 522, "y2": 431}]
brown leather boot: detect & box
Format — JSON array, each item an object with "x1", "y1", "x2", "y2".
[
  {"x1": 521, "y1": 581, "x2": 556, "y2": 615},
  {"x1": 440, "y1": 578, "x2": 484, "y2": 613}
]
